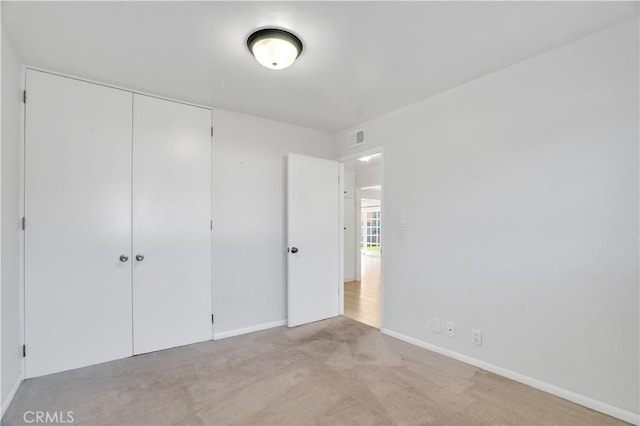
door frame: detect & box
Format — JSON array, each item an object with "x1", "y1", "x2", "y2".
[
  {"x1": 338, "y1": 147, "x2": 384, "y2": 330},
  {"x1": 18, "y1": 66, "x2": 214, "y2": 377}
]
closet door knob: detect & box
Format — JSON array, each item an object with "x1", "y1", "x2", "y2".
[
  {"x1": 136, "y1": 254, "x2": 144, "y2": 262},
  {"x1": 119, "y1": 255, "x2": 129, "y2": 262}
]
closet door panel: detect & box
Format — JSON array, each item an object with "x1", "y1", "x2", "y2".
[
  {"x1": 24, "y1": 70, "x2": 133, "y2": 377},
  {"x1": 132, "y1": 94, "x2": 212, "y2": 354}
]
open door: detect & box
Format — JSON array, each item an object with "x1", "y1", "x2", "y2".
[{"x1": 287, "y1": 154, "x2": 341, "y2": 327}]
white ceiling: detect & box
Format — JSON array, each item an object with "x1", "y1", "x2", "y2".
[{"x1": 3, "y1": 1, "x2": 638, "y2": 132}]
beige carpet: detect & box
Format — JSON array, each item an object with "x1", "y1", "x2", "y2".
[{"x1": 2, "y1": 317, "x2": 626, "y2": 425}]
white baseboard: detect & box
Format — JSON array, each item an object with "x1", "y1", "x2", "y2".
[
  {"x1": 213, "y1": 320, "x2": 286, "y2": 340},
  {"x1": 382, "y1": 329, "x2": 639, "y2": 425},
  {"x1": 1, "y1": 372, "x2": 24, "y2": 419}
]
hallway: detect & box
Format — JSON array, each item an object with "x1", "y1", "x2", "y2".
[{"x1": 344, "y1": 253, "x2": 380, "y2": 328}]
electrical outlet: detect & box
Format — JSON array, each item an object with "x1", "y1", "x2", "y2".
[
  {"x1": 432, "y1": 318, "x2": 441, "y2": 333},
  {"x1": 472, "y1": 329, "x2": 482, "y2": 346},
  {"x1": 446, "y1": 321, "x2": 455, "y2": 337}
]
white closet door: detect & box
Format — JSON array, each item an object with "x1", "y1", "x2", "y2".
[
  {"x1": 24, "y1": 70, "x2": 133, "y2": 378},
  {"x1": 132, "y1": 94, "x2": 212, "y2": 354}
]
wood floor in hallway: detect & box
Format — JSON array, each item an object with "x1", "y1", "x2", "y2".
[{"x1": 344, "y1": 253, "x2": 380, "y2": 328}]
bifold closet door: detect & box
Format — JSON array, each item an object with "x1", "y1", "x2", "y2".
[
  {"x1": 132, "y1": 94, "x2": 212, "y2": 354},
  {"x1": 24, "y1": 70, "x2": 133, "y2": 377}
]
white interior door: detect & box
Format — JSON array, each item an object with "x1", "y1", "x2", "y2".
[
  {"x1": 24, "y1": 70, "x2": 133, "y2": 377},
  {"x1": 344, "y1": 198, "x2": 356, "y2": 281},
  {"x1": 287, "y1": 154, "x2": 341, "y2": 327},
  {"x1": 132, "y1": 94, "x2": 212, "y2": 354}
]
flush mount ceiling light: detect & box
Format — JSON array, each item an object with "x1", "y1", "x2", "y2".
[{"x1": 247, "y1": 28, "x2": 303, "y2": 70}]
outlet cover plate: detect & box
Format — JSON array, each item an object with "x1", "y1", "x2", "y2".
[
  {"x1": 432, "y1": 318, "x2": 441, "y2": 333},
  {"x1": 446, "y1": 321, "x2": 455, "y2": 337},
  {"x1": 472, "y1": 329, "x2": 482, "y2": 345}
]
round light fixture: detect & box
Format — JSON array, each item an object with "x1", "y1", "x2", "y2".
[{"x1": 247, "y1": 28, "x2": 303, "y2": 70}]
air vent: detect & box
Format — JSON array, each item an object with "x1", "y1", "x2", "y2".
[{"x1": 347, "y1": 129, "x2": 365, "y2": 148}]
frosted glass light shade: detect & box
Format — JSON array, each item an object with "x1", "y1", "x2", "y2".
[{"x1": 247, "y1": 28, "x2": 303, "y2": 70}]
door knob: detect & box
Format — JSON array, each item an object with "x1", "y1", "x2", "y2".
[
  {"x1": 119, "y1": 255, "x2": 129, "y2": 262},
  {"x1": 135, "y1": 254, "x2": 144, "y2": 261},
  {"x1": 290, "y1": 247, "x2": 298, "y2": 254}
]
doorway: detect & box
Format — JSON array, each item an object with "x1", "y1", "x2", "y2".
[{"x1": 342, "y1": 152, "x2": 382, "y2": 329}]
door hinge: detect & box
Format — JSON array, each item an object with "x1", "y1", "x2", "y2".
[
  {"x1": 210, "y1": 220, "x2": 213, "y2": 230},
  {"x1": 23, "y1": 90, "x2": 26, "y2": 104},
  {"x1": 211, "y1": 314, "x2": 215, "y2": 324},
  {"x1": 21, "y1": 217, "x2": 25, "y2": 230},
  {"x1": 338, "y1": 175, "x2": 340, "y2": 184},
  {"x1": 22, "y1": 345, "x2": 26, "y2": 357},
  {"x1": 211, "y1": 127, "x2": 213, "y2": 137}
]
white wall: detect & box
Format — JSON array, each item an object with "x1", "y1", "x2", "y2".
[
  {"x1": 335, "y1": 18, "x2": 639, "y2": 420},
  {"x1": 212, "y1": 109, "x2": 334, "y2": 336},
  {"x1": 1, "y1": 27, "x2": 23, "y2": 414},
  {"x1": 356, "y1": 163, "x2": 382, "y2": 191},
  {"x1": 360, "y1": 189, "x2": 381, "y2": 202}
]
